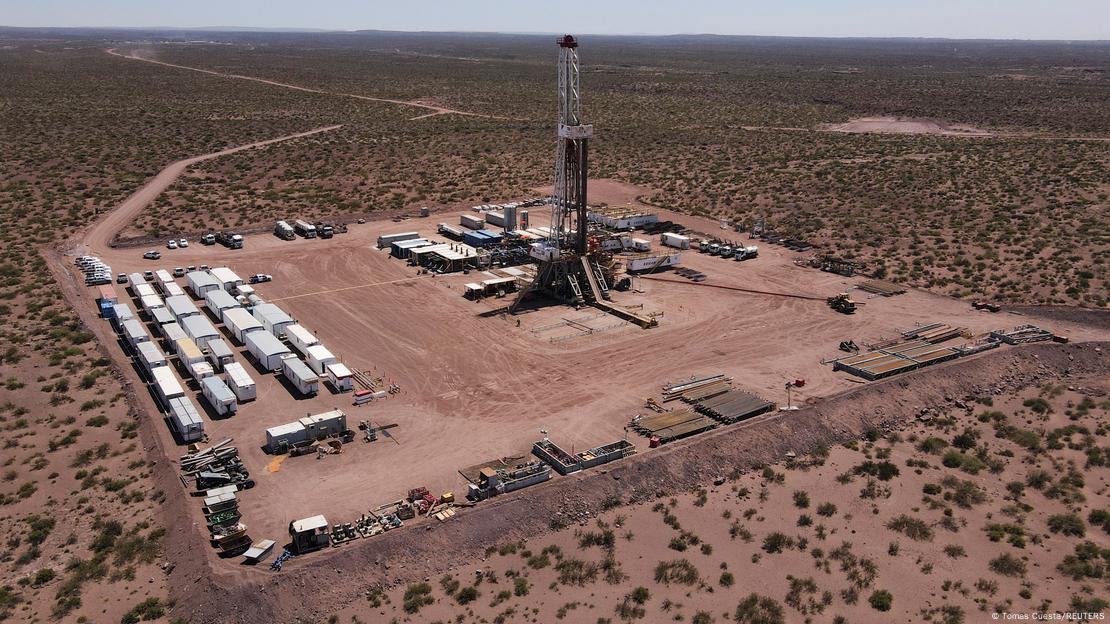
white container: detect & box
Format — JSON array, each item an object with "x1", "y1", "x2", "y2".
[
  {"x1": 265, "y1": 421, "x2": 307, "y2": 452},
  {"x1": 252, "y1": 303, "x2": 294, "y2": 337},
  {"x1": 460, "y1": 214, "x2": 484, "y2": 230},
  {"x1": 162, "y1": 322, "x2": 187, "y2": 346},
  {"x1": 484, "y1": 211, "x2": 505, "y2": 227},
  {"x1": 128, "y1": 273, "x2": 145, "y2": 290},
  {"x1": 191, "y1": 361, "x2": 215, "y2": 381},
  {"x1": 223, "y1": 362, "x2": 256, "y2": 402},
  {"x1": 167, "y1": 396, "x2": 203, "y2": 442},
  {"x1": 136, "y1": 341, "x2": 167, "y2": 374},
  {"x1": 155, "y1": 269, "x2": 175, "y2": 292},
  {"x1": 281, "y1": 355, "x2": 319, "y2": 396},
  {"x1": 305, "y1": 344, "x2": 337, "y2": 376},
  {"x1": 175, "y1": 337, "x2": 205, "y2": 369},
  {"x1": 222, "y1": 307, "x2": 264, "y2": 344},
  {"x1": 121, "y1": 318, "x2": 150, "y2": 347},
  {"x1": 204, "y1": 289, "x2": 239, "y2": 319},
  {"x1": 245, "y1": 330, "x2": 290, "y2": 371},
  {"x1": 182, "y1": 315, "x2": 219, "y2": 351},
  {"x1": 661, "y1": 232, "x2": 691, "y2": 249},
  {"x1": 152, "y1": 366, "x2": 185, "y2": 404},
  {"x1": 201, "y1": 376, "x2": 237, "y2": 417},
  {"x1": 165, "y1": 294, "x2": 199, "y2": 322},
  {"x1": 326, "y1": 362, "x2": 353, "y2": 392},
  {"x1": 210, "y1": 267, "x2": 243, "y2": 293},
  {"x1": 139, "y1": 294, "x2": 164, "y2": 312},
  {"x1": 631, "y1": 237, "x2": 651, "y2": 251},
  {"x1": 163, "y1": 282, "x2": 186, "y2": 298},
  {"x1": 284, "y1": 324, "x2": 319, "y2": 355},
  {"x1": 134, "y1": 283, "x2": 157, "y2": 299},
  {"x1": 206, "y1": 338, "x2": 235, "y2": 372},
  {"x1": 627, "y1": 253, "x2": 681, "y2": 273},
  {"x1": 186, "y1": 271, "x2": 221, "y2": 298},
  {"x1": 376, "y1": 231, "x2": 419, "y2": 248}
]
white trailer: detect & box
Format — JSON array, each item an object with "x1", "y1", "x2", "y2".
[
  {"x1": 139, "y1": 294, "x2": 165, "y2": 313},
  {"x1": 155, "y1": 269, "x2": 175, "y2": 292},
  {"x1": 245, "y1": 330, "x2": 290, "y2": 371},
  {"x1": 206, "y1": 338, "x2": 235, "y2": 371},
  {"x1": 112, "y1": 303, "x2": 136, "y2": 327},
  {"x1": 167, "y1": 396, "x2": 204, "y2": 443},
  {"x1": 134, "y1": 283, "x2": 157, "y2": 299},
  {"x1": 191, "y1": 361, "x2": 215, "y2": 381},
  {"x1": 305, "y1": 344, "x2": 337, "y2": 376},
  {"x1": 223, "y1": 362, "x2": 256, "y2": 402},
  {"x1": 165, "y1": 294, "x2": 199, "y2": 322},
  {"x1": 631, "y1": 237, "x2": 651, "y2": 251},
  {"x1": 121, "y1": 318, "x2": 150, "y2": 348},
  {"x1": 151, "y1": 365, "x2": 185, "y2": 405},
  {"x1": 325, "y1": 362, "x2": 354, "y2": 392},
  {"x1": 284, "y1": 324, "x2": 319, "y2": 355},
  {"x1": 460, "y1": 214, "x2": 484, "y2": 230},
  {"x1": 128, "y1": 272, "x2": 145, "y2": 291},
  {"x1": 136, "y1": 341, "x2": 167, "y2": 374},
  {"x1": 222, "y1": 307, "x2": 264, "y2": 344},
  {"x1": 626, "y1": 253, "x2": 681, "y2": 273},
  {"x1": 150, "y1": 307, "x2": 176, "y2": 329},
  {"x1": 201, "y1": 376, "x2": 238, "y2": 417},
  {"x1": 186, "y1": 271, "x2": 222, "y2": 299},
  {"x1": 163, "y1": 282, "x2": 186, "y2": 298},
  {"x1": 265, "y1": 421, "x2": 306, "y2": 453},
  {"x1": 281, "y1": 355, "x2": 319, "y2": 396},
  {"x1": 162, "y1": 322, "x2": 187, "y2": 346},
  {"x1": 265, "y1": 409, "x2": 348, "y2": 452},
  {"x1": 661, "y1": 232, "x2": 691, "y2": 249},
  {"x1": 204, "y1": 289, "x2": 239, "y2": 320},
  {"x1": 210, "y1": 267, "x2": 243, "y2": 293},
  {"x1": 484, "y1": 211, "x2": 505, "y2": 227},
  {"x1": 182, "y1": 315, "x2": 220, "y2": 351},
  {"x1": 175, "y1": 336, "x2": 205, "y2": 369},
  {"x1": 376, "y1": 231, "x2": 419, "y2": 249},
  {"x1": 252, "y1": 303, "x2": 294, "y2": 337}
]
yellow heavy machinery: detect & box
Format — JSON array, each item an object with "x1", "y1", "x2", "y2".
[{"x1": 827, "y1": 293, "x2": 860, "y2": 314}]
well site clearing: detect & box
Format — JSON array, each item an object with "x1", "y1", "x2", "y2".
[{"x1": 59, "y1": 35, "x2": 1108, "y2": 571}]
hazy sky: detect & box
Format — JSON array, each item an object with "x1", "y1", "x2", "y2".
[{"x1": 4, "y1": 0, "x2": 1108, "y2": 39}]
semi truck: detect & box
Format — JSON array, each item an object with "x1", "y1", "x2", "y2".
[
  {"x1": 274, "y1": 220, "x2": 295, "y2": 240},
  {"x1": 215, "y1": 232, "x2": 243, "y2": 249}
]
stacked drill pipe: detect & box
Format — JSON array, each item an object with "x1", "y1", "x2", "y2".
[
  {"x1": 661, "y1": 374, "x2": 729, "y2": 402},
  {"x1": 630, "y1": 408, "x2": 716, "y2": 442},
  {"x1": 679, "y1": 380, "x2": 733, "y2": 403},
  {"x1": 696, "y1": 389, "x2": 775, "y2": 424}
]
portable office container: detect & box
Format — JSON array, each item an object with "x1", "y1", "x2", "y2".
[
  {"x1": 162, "y1": 322, "x2": 187, "y2": 347},
  {"x1": 265, "y1": 421, "x2": 307, "y2": 452},
  {"x1": 165, "y1": 294, "x2": 199, "y2": 322},
  {"x1": 222, "y1": 307, "x2": 264, "y2": 343},
  {"x1": 284, "y1": 324, "x2": 318, "y2": 355},
  {"x1": 326, "y1": 362, "x2": 353, "y2": 392},
  {"x1": 136, "y1": 341, "x2": 167, "y2": 374},
  {"x1": 627, "y1": 253, "x2": 681, "y2": 272},
  {"x1": 167, "y1": 396, "x2": 204, "y2": 442},
  {"x1": 281, "y1": 355, "x2": 319, "y2": 396},
  {"x1": 149, "y1": 307, "x2": 175, "y2": 330},
  {"x1": 206, "y1": 338, "x2": 235, "y2": 371},
  {"x1": 201, "y1": 376, "x2": 238, "y2": 417},
  {"x1": 204, "y1": 289, "x2": 239, "y2": 319},
  {"x1": 186, "y1": 271, "x2": 222, "y2": 298},
  {"x1": 111, "y1": 303, "x2": 135, "y2": 330},
  {"x1": 460, "y1": 214, "x2": 484, "y2": 230},
  {"x1": 128, "y1": 272, "x2": 145, "y2": 290},
  {"x1": 134, "y1": 282, "x2": 156, "y2": 299},
  {"x1": 175, "y1": 337, "x2": 205, "y2": 369},
  {"x1": 151, "y1": 366, "x2": 185, "y2": 404},
  {"x1": 155, "y1": 269, "x2": 174, "y2": 291},
  {"x1": 182, "y1": 315, "x2": 219, "y2": 350},
  {"x1": 661, "y1": 233, "x2": 691, "y2": 249},
  {"x1": 96, "y1": 284, "x2": 118, "y2": 305},
  {"x1": 163, "y1": 281, "x2": 186, "y2": 298},
  {"x1": 210, "y1": 267, "x2": 243, "y2": 293},
  {"x1": 191, "y1": 361, "x2": 215, "y2": 381},
  {"x1": 139, "y1": 294, "x2": 164, "y2": 313},
  {"x1": 302, "y1": 409, "x2": 346, "y2": 439},
  {"x1": 252, "y1": 303, "x2": 294, "y2": 336},
  {"x1": 376, "y1": 231, "x2": 419, "y2": 248},
  {"x1": 121, "y1": 318, "x2": 150, "y2": 348},
  {"x1": 234, "y1": 284, "x2": 254, "y2": 298},
  {"x1": 304, "y1": 344, "x2": 337, "y2": 376},
  {"x1": 223, "y1": 362, "x2": 256, "y2": 402},
  {"x1": 390, "y1": 238, "x2": 430, "y2": 259},
  {"x1": 245, "y1": 330, "x2": 290, "y2": 371}
]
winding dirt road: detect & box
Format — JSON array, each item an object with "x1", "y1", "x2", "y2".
[
  {"x1": 106, "y1": 48, "x2": 515, "y2": 121},
  {"x1": 78, "y1": 124, "x2": 342, "y2": 257}
]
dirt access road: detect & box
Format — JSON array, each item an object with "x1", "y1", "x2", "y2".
[
  {"x1": 75, "y1": 124, "x2": 342, "y2": 257},
  {"x1": 106, "y1": 48, "x2": 517, "y2": 121}
]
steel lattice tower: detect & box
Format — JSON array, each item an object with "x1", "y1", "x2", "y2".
[{"x1": 551, "y1": 34, "x2": 593, "y2": 255}]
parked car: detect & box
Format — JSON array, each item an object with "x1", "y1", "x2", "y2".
[
  {"x1": 143, "y1": 250, "x2": 161, "y2": 260},
  {"x1": 117, "y1": 273, "x2": 128, "y2": 284},
  {"x1": 167, "y1": 240, "x2": 177, "y2": 250},
  {"x1": 178, "y1": 238, "x2": 189, "y2": 248},
  {"x1": 173, "y1": 267, "x2": 185, "y2": 277},
  {"x1": 199, "y1": 264, "x2": 209, "y2": 271},
  {"x1": 201, "y1": 234, "x2": 216, "y2": 245},
  {"x1": 249, "y1": 274, "x2": 273, "y2": 284},
  {"x1": 143, "y1": 271, "x2": 154, "y2": 281}
]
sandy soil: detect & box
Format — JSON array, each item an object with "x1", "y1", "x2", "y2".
[
  {"x1": 821, "y1": 117, "x2": 992, "y2": 136},
  {"x1": 106, "y1": 48, "x2": 518, "y2": 121}
]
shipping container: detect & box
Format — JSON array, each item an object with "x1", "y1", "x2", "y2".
[
  {"x1": 661, "y1": 232, "x2": 691, "y2": 249},
  {"x1": 204, "y1": 289, "x2": 239, "y2": 320},
  {"x1": 460, "y1": 214, "x2": 484, "y2": 230},
  {"x1": 222, "y1": 307, "x2": 264, "y2": 344},
  {"x1": 201, "y1": 376, "x2": 238, "y2": 417},
  {"x1": 284, "y1": 324, "x2": 319, "y2": 355},
  {"x1": 245, "y1": 330, "x2": 290, "y2": 371},
  {"x1": 121, "y1": 318, "x2": 150, "y2": 348},
  {"x1": 210, "y1": 267, "x2": 243, "y2": 293},
  {"x1": 627, "y1": 253, "x2": 681, "y2": 273},
  {"x1": 281, "y1": 355, "x2": 319, "y2": 396},
  {"x1": 151, "y1": 366, "x2": 185, "y2": 405},
  {"x1": 390, "y1": 238, "x2": 430, "y2": 258},
  {"x1": 484, "y1": 210, "x2": 505, "y2": 227},
  {"x1": 206, "y1": 338, "x2": 235, "y2": 371},
  {"x1": 252, "y1": 303, "x2": 294, "y2": 336},
  {"x1": 182, "y1": 315, "x2": 219, "y2": 350},
  {"x1": 325, "y1": 362, "x2": 353, "y2": 392},
  {"x1": 304, "y1": 344, "x2": 337, "y2": 376},
  {"x1": 165, "y1": 294, "x2": 199, "y2": 322},
  {"x1": 186, "y1": 271, "x2": 222, "y2": 298},
  {"x1": 223, "y1": 362, "x2": 256, "y2": 402},
  {"x1": 376, "y1": 231, "x2": 418, "y2": 248},
  {"x1": 136, "y1": 341, "x2": 167, "y2": 374},
  {"x1": 167, "y1": 396, "x2": 204, "y2": 442},
  {"x1": 265, "y1": 421, "x2": 307, "y2": 453}
]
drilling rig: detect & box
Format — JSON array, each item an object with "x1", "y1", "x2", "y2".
[{"x1": 509, "y1": 35, "x2": 656, "y2": 328}]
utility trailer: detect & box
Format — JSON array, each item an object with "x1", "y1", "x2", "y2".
[
  {"x1": 168, "y1": 396, "x2": 204, "y2": 442},
  {"x1": 281, "y1": 355, "x2": 319, "y2": 396},
  {"x1": 201, "y1": 376, "x2": 238, "y2": 417},
  {"x1": 223, "y1": 362, "x2": 256, "y2": 402}
]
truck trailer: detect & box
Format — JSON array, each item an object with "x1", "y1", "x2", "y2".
[
  {"x1": 167, "y1": 396, "x2": 204, "y2": 443},
  {"x1": 223, "y1": 362, "x2": 256, "y2": 402},
  {"x1": 284, "y1": 324, "x2": 319, "y2": 355},
  {"x1": 201, "y1": 376, "x2": 238, "y2": 417},
  {"x1": 281, "y1": 355, "x2": 319, "y2": 396},
  {"x1": 222, "y1": 307, "x2": 264, "y2": 344},
  {"x1": 245, "y1": 330, "x2": 290, "y2": 371}
]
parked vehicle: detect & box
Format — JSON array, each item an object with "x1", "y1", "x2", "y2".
[
  {"x1": 201, "y1": 234, "x2": 216, "y2": 245},
  {"x1": 178, "y1": 238, "x2": 189, "y2": 248},
  {"x1": 143, "y1": 271, "x2": 155, "y2": 281},
  {"x1": 249, "y1": 274, "x2": 273, "y2": 284},
  {"x1": 167, "y1": 240, "x2": 177, "y2": 249},
  {"x1": 274, "y1": 220, "x2": 295, "y2": 241},
  {"x1": 293, "y1": 220, "x2": 317, "y2": 239},
  {"x1": 143, "y1": 250, "x2": 161, "y2": 260},
  {"x1": 173, "y1": 267, "x2": 185, "y2": 277},
  {"x1": 215, "y1": 232, "x2": 243, "y2": 249},
  {"x1": 117, "y1": 273, "x2": 128, "y2": 283}
]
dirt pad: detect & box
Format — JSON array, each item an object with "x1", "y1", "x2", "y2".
[{"x1": 822, "y1": 116, "x2": 991, "y2": 136}]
